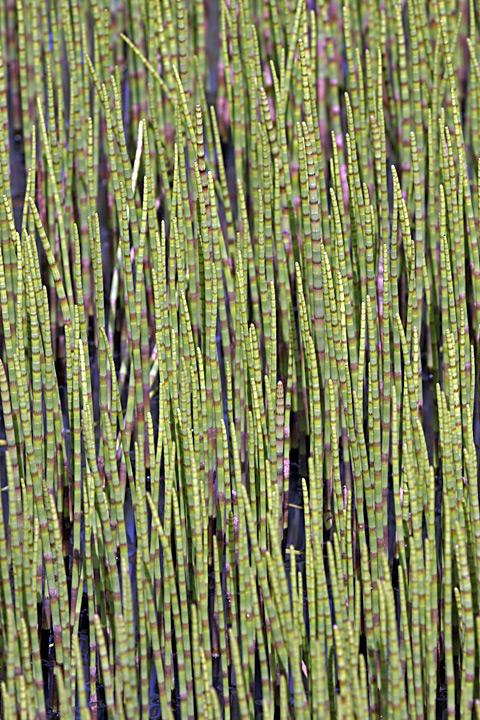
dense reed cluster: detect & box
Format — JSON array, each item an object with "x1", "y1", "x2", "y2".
[{"x1": 1, "y1": 0, "x2": 480, "y2": 717}]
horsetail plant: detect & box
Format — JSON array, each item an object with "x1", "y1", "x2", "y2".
[{"x1": 0, "y1": 0, "x2": 480, "y2": 718}]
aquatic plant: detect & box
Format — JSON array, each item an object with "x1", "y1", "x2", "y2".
[{"x1": 0, "y1": 0, "x2": 480, "y2": 717}]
